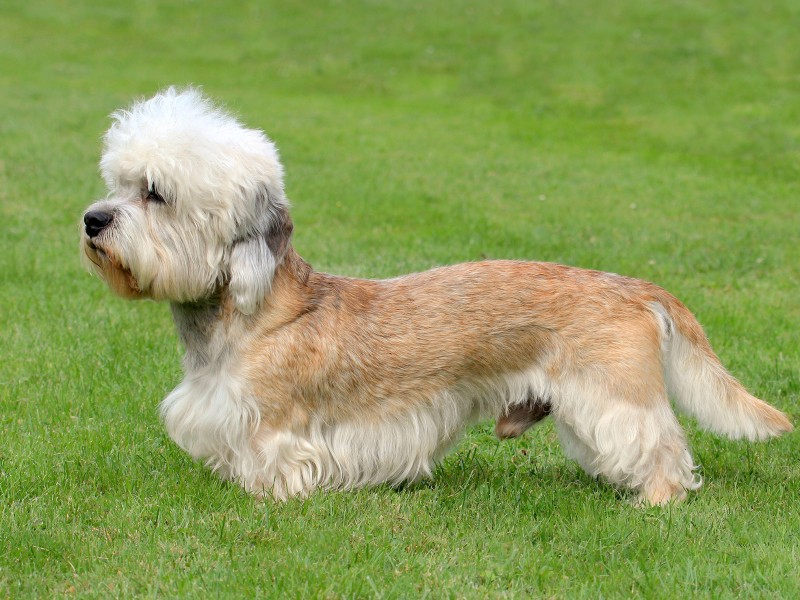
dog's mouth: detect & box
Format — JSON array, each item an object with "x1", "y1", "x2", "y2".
[
  {"x1": 84, "y1": 238, "x2": 112, "y2": 269},
  {"x1": 83, "y1": 238, "x2": 143, "y2": 299},
  {"x1": 86, "y1": 239, "x2": 107, "y2": 262}
]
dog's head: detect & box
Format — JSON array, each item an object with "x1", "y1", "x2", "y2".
[{"x1": 80, "y1": 87, "x2": 292, "y2": 314}]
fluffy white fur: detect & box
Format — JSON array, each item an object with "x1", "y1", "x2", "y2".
[{"x1": 92, "y1": 88, "x2": 286, "y2": 309}]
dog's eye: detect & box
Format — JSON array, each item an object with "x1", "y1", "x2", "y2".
[{"x1": 146, "y1": 185, "x2": 166, "y2": 204}]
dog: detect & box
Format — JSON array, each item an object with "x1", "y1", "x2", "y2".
[{"x1": 81, "y1": 87, "x2": 792, "y2": 505}]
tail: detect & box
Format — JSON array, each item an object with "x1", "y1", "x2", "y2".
[{"x1": 649, "y1": 292, "x2": 792, "y2": 441}]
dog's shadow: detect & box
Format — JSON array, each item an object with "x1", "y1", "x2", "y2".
[
  {"x1": 395, "y1": 423, "x2": 797, "y2": 511},
  {"x1": 391, "y1": 429, "x2": 621, "y2": 512}
]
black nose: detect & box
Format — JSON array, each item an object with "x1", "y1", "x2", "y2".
[{"x1": 84, "y1": 210, "x2": 114, "y2": 238}]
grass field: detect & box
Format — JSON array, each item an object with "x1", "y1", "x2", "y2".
[{"x1": 2, "y1": 0, "x2": 799, "y2": 597}]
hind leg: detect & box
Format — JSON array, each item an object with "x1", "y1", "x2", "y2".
[
  {"x1": 623, "y1": 408, "x2": 701, "y2": 506},
  {"x1": 555, "y1": 387, "x2": 701, "y2": 505},
  {"x1": 554, "y1": 420, "x2": 599, "y2": 479}
]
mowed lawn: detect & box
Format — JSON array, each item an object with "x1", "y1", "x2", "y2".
[{"x1": 2, "y1": 0, "x2": 799, "y2": 597}]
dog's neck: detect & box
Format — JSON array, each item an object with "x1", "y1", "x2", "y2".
[
  {"x1": 170, "y1": 246, "x2": 314, "y2": 371},
  {"x1": 170, "y1": 297, "x2": 229, "y2": 371}
]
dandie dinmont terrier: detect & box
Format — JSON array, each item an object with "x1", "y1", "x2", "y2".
[{"x1": 81, "y1": 87, "x2": 792, "y2": 504}]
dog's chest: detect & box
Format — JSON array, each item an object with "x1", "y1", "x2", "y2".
[
  {"x1": 162, "y1": 302, "x2": 260, "y2": 473},
  {"x1": 159, "y1": 364, "x2": 260, "y2": 474}
]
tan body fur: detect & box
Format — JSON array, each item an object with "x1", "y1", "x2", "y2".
[{"x1": 249, "y1": 251, "x2": 666, "y2": 430}]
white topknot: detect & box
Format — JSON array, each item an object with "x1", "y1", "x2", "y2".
[{"x1": 100, "y1": 86, "x2": 286, "y2": 229}]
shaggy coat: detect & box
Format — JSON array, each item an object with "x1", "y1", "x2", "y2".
[{"x1": 81, "y1": 88, "x2": 792, "y2": 504}]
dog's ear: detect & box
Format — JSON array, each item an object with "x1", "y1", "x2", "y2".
[{"x1": 228, "y1": 201, "x2": 293, "y2": 315}]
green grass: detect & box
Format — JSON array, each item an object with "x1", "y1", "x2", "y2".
[{"x1": 2, "y1": 0, "x2": 799, "y2": 597}]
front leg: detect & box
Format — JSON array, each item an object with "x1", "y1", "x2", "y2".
[{"x1": 246, "y1": 428, "x2": 325, "y2": 500}]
